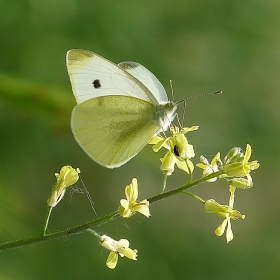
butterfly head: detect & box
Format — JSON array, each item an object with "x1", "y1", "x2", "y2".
[{"x1": 157, "y1": 101, "x2": 177, "y2": 132}]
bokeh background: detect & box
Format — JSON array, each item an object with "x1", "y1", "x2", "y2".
[{"x1": 0, "y1": 0, "x2": 279, "y2": 279}]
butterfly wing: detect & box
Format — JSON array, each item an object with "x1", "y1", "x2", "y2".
[
  {"x1": 71, "y1": 95, "x2": 161, "y2": 168},
  {"x1": 66, "y1": 49, "x2": 159, "y2": 105},
  {"x1": 118, "y1": 61, "x2": 168, "y2": 103}
]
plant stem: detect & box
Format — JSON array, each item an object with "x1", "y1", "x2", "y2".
[
  {"x1": 42, "y1": 206, "x2": 53, "y2": 235},
  {"x1": 0, "y1": 170, "x2": 224, "y2": 252},
  {"x1": 160, "y1": 172, "x2": 168, "y2": 193},
  {"x1": 181, "y1": 191, "x2": 205, "y2": 204},
  {"x1": 87, "y1": 229, "x2": 102, "y2": 240},
  {"x1": 0, "y1": 210, "x2": 118, "y2": 252},
  {"x1": 148, "y1": 170, "x2": 224, "y2": 204}
]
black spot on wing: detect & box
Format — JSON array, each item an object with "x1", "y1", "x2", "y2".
[{"x1": 92, "y1": 79, "x2": 101, "y2": 88}]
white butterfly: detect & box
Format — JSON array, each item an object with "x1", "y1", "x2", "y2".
[{"x1": 66, "y1": 49, "x2": 177, "y2": 168}]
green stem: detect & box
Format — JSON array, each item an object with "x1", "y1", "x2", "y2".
[
  {"x1": 42, "y1": 206, "x2": 53, "y2": 235},
  {"x1": 0, "y1": 210, "x2": 118, "y2": 252},
  {"x1": 148, "y1": 170, "x2": 224, "y2": 204},
  {"x1": 160, "y1": 172, "x2": 168, "y2": 193},
  {"x1": 87, "y1": 229, "x2": 102, "y2": 240},
  {"x1": 0, "y1": 170, "x2": 224, "y2": 252},
  {"x1": 181, "y1": 191, "x2": 205, "y2": 204},
  {"x1": 186, "y1": 159, "x2": 193, "y2": 184}
]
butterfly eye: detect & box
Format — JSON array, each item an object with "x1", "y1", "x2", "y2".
[{"x1": 93, "y1": 79, "x2": 101, "y2": 89}]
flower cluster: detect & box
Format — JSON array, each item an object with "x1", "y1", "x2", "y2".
[
  {"x1": 223, "y1": 145, "x2": 259, "y2": 187},
  {"x1": 197, "y1": 145, "x2": 259, "y2": 242},
  {"x1": 88, "y1": 179, "x2": 150, "y2": 269},
  {"x1": 45, "y1": 133, "x2": 260, "y2": 269},
  {"x1": 149, "y1": 126, "x2": 198, "y2": 175},
  {"x1": 197, "y1": 144, "x2": 259, "y2": 188},
  {"x1": 205, "y1": 186, "x2": 245, "y2": 243},
  {"x1": 148, "y1": 128, "x2": 259, "y2": 243}
]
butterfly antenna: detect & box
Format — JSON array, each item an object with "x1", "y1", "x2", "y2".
[
  {"x1": 175, "y1": 90, "x2": 222, "y2": 126},
  {"x1": 183, "y1": 90, "x2": 222, "y2": 101},
  {"x1": 181, "y1": 99, "x2": 187, "y2": 127},
  {"x1": 169, "y1": 80, "x2": 175, "y2": 101},
  {"x1": 169, "y1": 79, "x2": 183, "y2": 128}
]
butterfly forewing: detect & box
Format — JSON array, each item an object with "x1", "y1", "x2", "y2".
[
  {"x1": 118, "y1": 62, "x2": 168, "y2": 103},
  {"x1": 66, "y1": 49, "x2": 157, "y2": 105}
]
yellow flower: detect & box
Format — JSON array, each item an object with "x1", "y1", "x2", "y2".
[
  {"x1": 47, "y1": 166, "x2": 80, "y2": 207},
  {"x1": 227, "y1": 177, "x2": 253, "y2": 189},
  {"x1": 149, "y1": 126, "x2": 198, "y2": 175},
  {"x1": 205, "y1": 186, "x2": 245, "y2": 243},
  {"x1": 100, "y1": 235, "x2": 138, "y2": 269},
  {"x1": 223, "y1": 144, "x2": 260, "y2": 178},
  {"x1": 197, "y1": 153, "x2": 221, "y2": 182},
  {"x1": 118, "y1": 178, "x2": 150, "y2": 218},
  {"x1": 198, "y1": 144, "x2": 259, "y2": 187},
  {"x1": 159, "y1": 150, "x2": 178, "y2": 175}
]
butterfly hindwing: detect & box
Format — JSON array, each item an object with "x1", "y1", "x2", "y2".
[{"x1": 71, "y1": 95, "x2": 161, "y2": 168}]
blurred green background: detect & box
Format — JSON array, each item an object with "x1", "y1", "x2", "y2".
[{"x1": 0, "y1": 0, "x2": 279, "y2": 279}]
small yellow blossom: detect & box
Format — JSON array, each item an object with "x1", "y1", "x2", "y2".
[
  {"x1": 159, "y1": 150, "x2": 178, "y2": 175},
  {"x1": 205, "y1": 186, "x2": 245, "y2": 243},
  {"x1": 223, "y1": 144, "x2": 260, "y2": 178},
  {"x1": 223, "y1": 147, "x2": 243, "y2": 165},
  {"x1": 100, "y1": 235, "x2": 138, "y2": 269},
  {"x1": 198, "y1": 144, "x2": 259, "y2": 186},
  {"x1": 149, "y1": 126, "x2": 198, "y2": 175},
  {"x1": 197, "y1": 153, "x2": 221, "y2": 182},
  {"x1": 118, "y1": 178, "x2": 150, "y2": 218},
  {"x1": 47, "y1": 166, "x2": 80, "y2": 207},
  {"x1": 227, "y1": 177, "x2": 253, "y2": 189}
]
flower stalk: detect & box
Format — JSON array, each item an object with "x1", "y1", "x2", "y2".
[{"x1": 0, "y1": 169, "x2": 224, "y2": 252}]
